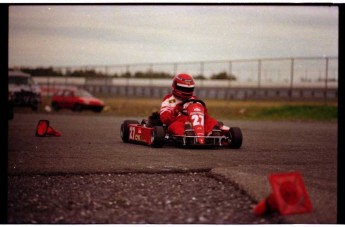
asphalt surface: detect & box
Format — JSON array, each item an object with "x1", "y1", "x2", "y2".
[{"x1": 8, "y1": 112, "x2": 337, "y2": 224}]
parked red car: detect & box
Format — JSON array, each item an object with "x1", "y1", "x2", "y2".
[{"x1": 51, "y1": 88, "x2": 104, "y2": 112}]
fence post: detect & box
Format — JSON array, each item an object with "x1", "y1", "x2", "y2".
[
  {"x1": 228, "y1": 61, "x2": 232, "y2": 88},
  {"x1": 126, "y1": 65, "x2": 129, "y2": 96},
  {"x1": 289, "y1": 58, "x2": 294, "y2": 101},
  {"x1": 257, "y1": 59, "x2": 261, "y2": 99},
  {"x1": 324, "y1": 57, "x2": 329, "y2": 104},
  {"x1": 173, "y1": 63, "x2": 177, "y2": 76},
  {"x1": 149, "y1": 64, "x2": 153, "y2": 97},
  {"x1": 227, "y1": 61, "x2": 232, "y2": 100},
  {"x1": 200, "y1": 62, "x2": 204, "y2": 87},
  {"x1": 200, "y1": 61, "x2": 204, "y2": 77},
  {"x1": 105, "y1": 66, "x2": 109, "y2": 76}
]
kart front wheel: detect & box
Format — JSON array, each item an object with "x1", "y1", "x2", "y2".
[
  {"x1": 151, "y1": 126, "x2": 165, "y2": 148},
  {"x1": 120, "y1": 120, "x2": 139, "y2": 143},
  {"x1": 227, "y1": 127, "x2": 243, "y2": 149}
]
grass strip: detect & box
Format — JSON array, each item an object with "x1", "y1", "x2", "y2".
[{"x1": 41, "y1": 96, "x2": 338, "y2": 122}]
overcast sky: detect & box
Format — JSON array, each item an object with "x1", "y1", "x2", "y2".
[{"x1": 8, "y1": 5, "x2": 338, "y2": 68}]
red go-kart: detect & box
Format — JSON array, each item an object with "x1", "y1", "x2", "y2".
[{"x1": 120, "y1": 99, "x2": 243, "y2": 149}]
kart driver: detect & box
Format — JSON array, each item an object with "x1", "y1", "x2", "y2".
[{"x1": 159, "y1": 73, "x2": 220, "y2": 136}]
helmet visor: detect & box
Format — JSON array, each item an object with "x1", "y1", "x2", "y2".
[{"x1": 176, "y1": 83, "x2": 194, "y2": 93}]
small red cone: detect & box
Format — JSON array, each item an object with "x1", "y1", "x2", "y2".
[
  {"x1": 253, "y1": 193, "x2": 277, "y2": 215},
  {"x1": 253, "y1": 198, "x2": 267, "y2": 215},
  {"x1": 35, "y1": 120, "x2": 61, "y2": 137},
  {"x1": 46, "y1": 126, "x2": 61, "y2": 137},
  {"x1": 253, "y1": 171, "x2": 312, "y2": 216},
  {"x1": 36, "y1": 120, "x2": 49, "y2": 137}
]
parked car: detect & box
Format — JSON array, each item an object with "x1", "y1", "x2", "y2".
[
  {"x1": 8, "y1": 70, "x2": 41, "y2": 111},
  {"x1": 51, "y1": 88, "x2": 104, "y2": 112}
]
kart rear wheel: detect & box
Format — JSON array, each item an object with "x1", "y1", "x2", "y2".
[
  {"x1": 151, "y1": 126, "x2": 165, "y2": 148},
  {"x1": 120, "y1": 120, "x2": 139, "y2": 143},
  {"x1": 227, "y1": 127, "x2": 243, "y2": 149}
]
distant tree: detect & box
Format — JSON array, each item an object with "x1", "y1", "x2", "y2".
[
  {"x1": 65, "y1": 69, "x2": 109, "y2": 77},
  {"x1": 194, "y1": 74, "x2": 206, "y2": 80},
  {"x1": 121, "y1": 72, "x2": 132, "y2": 78},
  {"x1": 210, "y1": 71, "x2": 237, "y2": 80},
  {"x1": 134, "y1": 71, "x2": 146, "y2": 78},
  {"x1": 133, "y1": 70, "x2": 172, "y2": 78},
  {"x1": 20, "y1": 67, "x2": 63, "y2": 77}
]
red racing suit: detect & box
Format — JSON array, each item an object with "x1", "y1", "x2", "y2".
[{"x1": 159, "y1": 94, "x2": 218, "y2": 136}]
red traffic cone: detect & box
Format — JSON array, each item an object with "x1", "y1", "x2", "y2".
[
  {"x1": 35, "y1": 120, "x2": 61, "y2": 137},
  {"x1": 36, "y1": 120, "x2": 49, "y2": 137},
  {"x1": 253, "y1": 193, "x2": 277, "y2": 215},
  {"x1": 269, "y1": 171, "x2": 313, "y2": 215},
  {"x1": 46, "y1": 126, "x2": 61, "y2": 137},
  {"x1": 253, "y1": 171, "x2": 312, "y2": 216}
]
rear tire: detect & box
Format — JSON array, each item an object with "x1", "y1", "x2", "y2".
[
  {"x1": 31, "y1": 104, "x2": 38, "y2": 111},
  {"x1": 120, "y1": 120, "x2": 140, "y2": 143},
  {"x1": 52, "y1": 102, "x2": 60, "y2": 111},
  {"x1": 93, "y1": 106, "x2": 103, "y2": 113},
  {"x1": 73, "y1": 103, "x2": 83, "y2": 112},
  {"x1": 227, "y1": 127, "x2": 243, "y2": 149},
  {"x1": 151, "y1": 126, "x2": 165, "y2": 148}
]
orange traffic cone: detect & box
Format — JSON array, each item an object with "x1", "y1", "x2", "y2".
[
  {"x1": 35, "y1": 120, "x2": 61, "y2": 137},
  {"x1": 253, "y1": 171, "x2": 312, "y2": 216}
]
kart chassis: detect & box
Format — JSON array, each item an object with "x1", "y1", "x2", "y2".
[
  {"x1": 120, "y1": 99, "x2": 242, "y2": 149},
  {"x1": 121, "y1": 121, "x2": 242, "y2": 149}
]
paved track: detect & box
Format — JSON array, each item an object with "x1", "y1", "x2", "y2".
[{"x1": 8, "y1": 113, "x2": 337, "y2": 223}]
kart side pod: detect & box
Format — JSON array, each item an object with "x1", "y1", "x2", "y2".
[{"x1": 120, "y1": 120, "x2": 165, "y2": 148}]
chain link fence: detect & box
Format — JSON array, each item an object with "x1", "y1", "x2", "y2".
[{"x1": 34, "y1": 56, "x2": 338, "y2": 101}]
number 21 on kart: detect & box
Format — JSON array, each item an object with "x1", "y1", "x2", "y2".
[{"x1": 191, "y1": 114, "x2": 204, "y2": 126}]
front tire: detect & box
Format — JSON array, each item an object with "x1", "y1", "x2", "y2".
[
  {"x1": 227, "y1": 127, "x2": 243, "y2": 149},
  {"x1": 120, "y1": 120, "x2": 140, "y2": 143},
  {"x1": 151, "y1": 126, "x2": 165, "y2": 148}
]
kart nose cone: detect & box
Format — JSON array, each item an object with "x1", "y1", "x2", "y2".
[{"x1": 197, "y1": 137, "x2": 205, "y2": 144}]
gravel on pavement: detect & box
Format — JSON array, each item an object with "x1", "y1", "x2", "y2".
[{"x1": 8, "y1": 172, "x2": 284, "y2": 224}]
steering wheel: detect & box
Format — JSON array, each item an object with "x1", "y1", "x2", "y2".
[
  {"x1": 179, "y1": 99, "x2": 206, "y2": 108},
  {"x1": 177, "y1": 99, "x2": 206, "y2": 115}
]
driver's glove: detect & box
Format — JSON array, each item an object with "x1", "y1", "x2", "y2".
[{"x1": 173, "y1": 104, "x2": 183, "y2": 116}]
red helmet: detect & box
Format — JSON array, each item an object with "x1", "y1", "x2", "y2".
[{"x1": 172, "y1": 73, "x2": 195, "y2": 99}]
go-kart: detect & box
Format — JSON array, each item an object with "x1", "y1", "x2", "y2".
[{"x1": 120, "y1": 99, "x2": 243, "y2": 149}]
